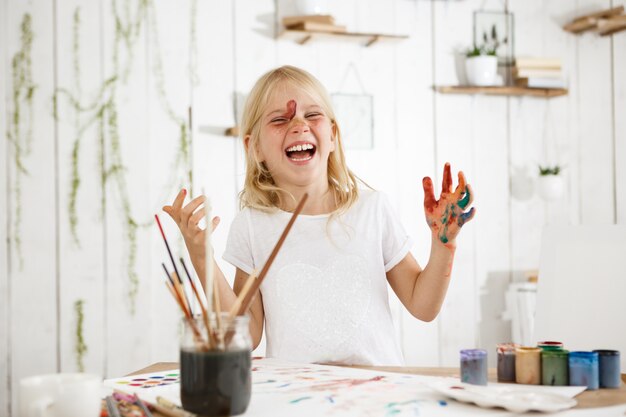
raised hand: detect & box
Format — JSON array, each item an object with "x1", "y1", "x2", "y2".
[
  {"x1": 162, "y1": 189, "x2": 220, "y2": 266},
  {"x1": 423, "y1": 163, "x2": 475, "y2": 245}
]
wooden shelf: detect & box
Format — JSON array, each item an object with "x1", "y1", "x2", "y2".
[
  {"x1": 278, "y1": 29, "x2": 408, "y2": 47},
  {"x1": 436, "y1": 86, "x2": 568, "y2": 98},
  {"x1": 563, "y1": 6, "x2": 626, "y2": 36},
  {"x1": 224, "y1": 126, "x2": 239, "y2": 137}
]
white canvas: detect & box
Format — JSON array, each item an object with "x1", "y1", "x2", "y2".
[{"x1": 535, "y1": 225, "x2": 626, "y2": 370}]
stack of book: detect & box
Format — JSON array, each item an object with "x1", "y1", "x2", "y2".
[
  {"x1": 282, "y1": 14, "x2": 346, "y2": 33},
  {"x1": 513, "y1": 57, "x2": 566, "y2": 89}
]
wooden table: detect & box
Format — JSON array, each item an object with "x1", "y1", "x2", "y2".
[{"x1": 131, "y1": 362, "x2": 626, "y2": 411}]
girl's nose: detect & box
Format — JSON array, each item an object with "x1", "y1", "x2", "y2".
[{"x1": 289, "y1": 117, "x2": 310, "y2": 134}]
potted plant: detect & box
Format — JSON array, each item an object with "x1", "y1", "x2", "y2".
[
  {"x1": 465, "y1": 24, "x2": 503, "y2": 86},
  {"x1": 537, "y1": 165, "x2": 564, "y2": 201},
  {"x1": 295, "y1": 0, "x2": 328, "y2": 15}
]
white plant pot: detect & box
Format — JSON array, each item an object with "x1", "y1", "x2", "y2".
[
  {"x1": 537, "y1": 175, "x2": 564, "y2": 201},
  {"x1": 465, "y1": 55, "x2": 498, "y2": 86},
  {"x1": 295, "y1": 0, "x2": 328, "y2": 15}
]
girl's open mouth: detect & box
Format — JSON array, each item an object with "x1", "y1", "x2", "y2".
[{"x1": 285, "y1": 143, "x2": 316, "y2": 162}]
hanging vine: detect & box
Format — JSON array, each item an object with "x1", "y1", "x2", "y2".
[
  {"x1": 74, "y1": 299, "x2": 88, "y2": 372},
  {"x1": 68, "y1": 7, "x2": 82, "y2": 245},
  {"x1": 6, "y1": 13, "x2": 36, "y2": 269},
  {"x1": 54, "y1": 0, "x2": 197, "y2": 312}
]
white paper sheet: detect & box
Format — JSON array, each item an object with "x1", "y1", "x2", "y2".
[{"x1": 103, "y1": 358, "x2": 594, "y2": 416}]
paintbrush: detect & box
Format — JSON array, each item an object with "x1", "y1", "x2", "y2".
[
  {"x1": 228, "y1": 269, "x2": 258, "y2": 319},
  {"x1": 157, "y1": 396, "x2": 197, "y2": 417},
  {"x1": 162, "y1": 264, "x2": 207, "y2": 350},
  {"x1": 213, "y1": 274, "x2": 225, "y2": 349},
  {"x1": 203, "y1": 193, "x2": 214, "y2": 320},
  {"x1": 236, "y1": 193, "x2": 308, "y2": 316},
  {"x1": 114, "y1": 389, "x2": 194, "y2": 417},
  {"x1": 155, "y1": 214, "x2": 193, "y2": 314},
  {"x1": 105, "y1": 396, "x2": 122, "y2": 417},
  {"x1": 180, "y1": 257, "x2": 215, "y2": 348}
]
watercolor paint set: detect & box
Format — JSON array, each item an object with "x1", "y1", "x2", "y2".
[{"x1": 461, "y1": 341, "x2": 621, "y2": 390}]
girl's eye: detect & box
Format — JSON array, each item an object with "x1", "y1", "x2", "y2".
[
  {"x1": 270, "y1": 117, "x2": 288, "y2": 123},
  {"x1": 306, "y1": 112, "x2": 322, "y2": 118}
]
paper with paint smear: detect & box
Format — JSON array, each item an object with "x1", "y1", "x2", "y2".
[{"x1": 104, "y1": 358, "x2": 586, "y2": 416}]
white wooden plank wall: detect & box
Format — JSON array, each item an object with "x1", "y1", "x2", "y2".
[
  {"x1": 615, "y1": 0, "x2": 626, "y2": 223},
  {"x1": 55, "y1": 0, "x2": 106, "y2": 379},
  {"x1": 1, "y1": 1, "x2": 10, "y2": 415},
  {"x1": 2, "y1": 0, "x2": 626, "y2": 414},
  {"x1": 4, "y1": 3, "x2": 59, "y2": 417}
]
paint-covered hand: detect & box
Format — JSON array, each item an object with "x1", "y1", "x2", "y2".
[
  {"x1": 423, "y1": 163, "x2": 476, "y2": 245},
  {"x1": 162, "y1": 189, "x2": 220, "y2": 265}
]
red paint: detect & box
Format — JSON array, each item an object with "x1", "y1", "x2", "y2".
[
  {"x1": 442, "y1": 162, "x2": 452, "y2": 193},
  {"x1": 308, "y1": 376, "x2": 386, "y2": 391},
  {"x1": 284, "y1": 99, "x2": 296, "y2": 120}
]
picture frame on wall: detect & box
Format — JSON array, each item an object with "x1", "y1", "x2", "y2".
[
  {"x1": 473, "y1": 10, "x2": 515, "y2": 66},
  {"x1": 331, "y1": 93, "x2": 374, "y2": 150}
]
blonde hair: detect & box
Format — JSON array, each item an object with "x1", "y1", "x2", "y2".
[{"x1": 239, "y1": 65, "x2": 359, "y2": 214}]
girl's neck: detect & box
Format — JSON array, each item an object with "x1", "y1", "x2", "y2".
[{"x1": 278, "y1": 183, "x2": 336, "y2": 215}]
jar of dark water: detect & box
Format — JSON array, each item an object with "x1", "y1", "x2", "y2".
[{"x1": 180, "y1": 314, "x2": 251, "y2": 416}]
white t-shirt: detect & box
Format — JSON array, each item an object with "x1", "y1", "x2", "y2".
[{"x1": 223, "y1": 190, "x2": 412, "y2": 366}]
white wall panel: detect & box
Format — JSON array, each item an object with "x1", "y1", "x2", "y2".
[
  {"x1": 6, "y1": 0, "x2": 58, "y2": 411},
  {"x1": 101, "y1": 0, "x2": 152, "y2": 378},
  {"x1": 577, "y1": 0, "x2": 615, "y2": 224},
  {"x1": 146, "y1": 0, "x2": 196, "y2": 365},
  {"x1": 55, "y1": 0, "x2": 106, "y2": 377},
  {"x1": 393, "y1": 0, "x2": 440, "y2": 367},
  {"x1": 614, "y1": 0, "x2": 626, "y2": 224},
  {"x1": 1, "y1": 0, "x2": 10, "y2": 413}
]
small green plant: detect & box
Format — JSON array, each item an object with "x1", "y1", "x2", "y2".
[
  {"x1": 466, "y1": 23, "x2": 507, "y2": 57},
  {"x1": 538, "y1": 165, "x2": 562, "y2": 176}
]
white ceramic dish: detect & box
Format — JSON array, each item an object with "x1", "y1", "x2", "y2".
[{"x1": 429, "y1": 381, "x2": 578, "y2": 413}]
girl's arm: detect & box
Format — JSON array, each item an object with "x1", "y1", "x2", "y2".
[
  {"x1": 387, "y1": 240, "x2": 454, "y2": 322},
  {"x1": 232, "y1": 268, "x2": 265, "y2": 349},
  {"x1": 387, "y1": 163, "x2": 475, "y2": 322}
]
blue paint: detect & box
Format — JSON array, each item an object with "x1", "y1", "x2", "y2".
[
  {"x1": 254, "y1": 379, "x2": 277, "y2": 384},
  {"x1": 277, "y1": 383, "x2": 291, "y2": 388},
  {"x1": 460, "y1": 349, "x2": 488, "y2": 385},
  {"x1": 326, "y1": 396, "x2": 335, "y2": 403},
  {"x1": 438, "y1": 400, "x2": 447, "y2": 406},
  {"x1": 594, "y1": 350, "x2": 621, "y2": 388},
  {"x1": 289, "y1": 396, "x2": 312, "y2": 404},
  {"x1": 569, "y1": 351, "x2": 599, "y2": 390},
  {"x1": 458, "y1": 207, "x2": 475, "y2": 227}
]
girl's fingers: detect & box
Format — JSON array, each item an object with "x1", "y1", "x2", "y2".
[
  {"x1": 442, "y1": 162, "x2": 452, "y2": 194},
  {"x1": 162, "y1": 205, "x2": 179, "y2": 223},
  {"x1": 172, "y1": 189, "x2": 187, "y2": 211},
  {"x1": 459, "y1": 207, "x2": 476, "y2": 227},
  {"x1": 458, "y1": 183, "x2": 474, "y2": 210},
  {"x1": 211, "y1": 216, "x2": 221, "y2": 233},
  {"x1": 464, "y1": 183, "x2": 474, "y2": 208},
  {"x1": 180, "y1": 195, "x2": 206, "y2": 225},
  {"x1": 454, "y1": 171, "x2": 467, "y2": 197},
  {"x1": 188, "y1": 207, "x2": 206, "y2": 230},
  {"x1": 422, "y1": 177, "x2": 437, "y2": 211}
]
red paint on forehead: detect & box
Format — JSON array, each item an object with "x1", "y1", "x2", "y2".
[{"x1": 284, "y1": 100, "x2": 296, "y2": 120}]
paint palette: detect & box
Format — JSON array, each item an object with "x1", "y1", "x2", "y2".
[
  {"x1": 428, "y1": 380, "x2": 581, "y2": 413},
  {"x1": 110, "y1": 371, "x2": 180, "y2": 389}
]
